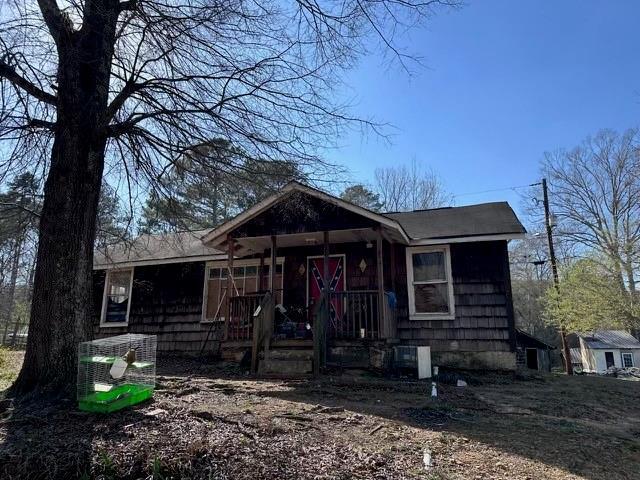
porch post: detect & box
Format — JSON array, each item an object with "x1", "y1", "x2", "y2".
[
  {"x1": 388, "y1": 241, "x2": 397, "y2": 340},
  {"x1": 268, "y1": 235, "x2": 277, "y2": 345},
  {"x1": 225, "y1": 235, "x2": 234, "y2": 341},
  {"x1": 376, "y1": 226, "x2": 385, "y2": 338},
  {"x1": 270, "y1": 236, "x2": 277, "y2": 297},
  {"x1": 323, "y1": 231, "x2": 330, "y2": 294},
  {"x1": 314, "y1": 230, "x2": 330, "y2": 376},
  {"x1": 259, "y1": 252, "x2": 265, "y2": 291}
]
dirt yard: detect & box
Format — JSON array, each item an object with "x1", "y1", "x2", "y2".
[{"x1": 1, "y1": 354, "x2": 639, "y2": 480}]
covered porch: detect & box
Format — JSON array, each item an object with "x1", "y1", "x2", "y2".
[{"x1": 200, "y1": 183, "x2": 407, "y2": 374}]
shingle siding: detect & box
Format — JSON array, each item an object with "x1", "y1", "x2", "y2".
[{"x1": 395, "y1": 240, "x2": 515, "y2": 354}]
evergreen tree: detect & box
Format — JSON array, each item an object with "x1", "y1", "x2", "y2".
[
  {"x1": 340, "y1": 185, "x2": 383, "y2": 212},
  {"x1": 140, "y1": 140, "x2": 304, "y2": 233}
]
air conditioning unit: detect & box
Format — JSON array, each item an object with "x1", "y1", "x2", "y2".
[{"x1": 393, "y1": 346, "x2": 431, "y2": 379}]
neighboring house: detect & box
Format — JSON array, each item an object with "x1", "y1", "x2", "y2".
[
  {"x1": 514, "y1": 329, "x2": 555, "y2": 372},
  {"x1": 93, "y1": 182, "x2": 526, "y2": 373},
  {"x1": 577, "y1": 330, "x2": 640, "y2": 373},
  {"x1": 569, "y1": 348, "x2": 583, "y2": 371}
]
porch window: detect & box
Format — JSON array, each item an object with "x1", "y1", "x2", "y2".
[
  {"x1": 406, "y1": 245, "x2": 454, "y2": 320},
  {"x1": 202, "y1": 260, "x2": 284, "y2": 322},
  {"x1": 622, "y1": 352, "x2": 634, "y2": 368},
  {"x1": 100, "y1": 268, "x2": 134, "y2": 327}
]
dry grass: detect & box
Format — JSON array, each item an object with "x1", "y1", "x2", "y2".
[
  {"x1": 1, "y1": 356, "x2": 639, "y2": 480},
  {"x1": 0, "y1": 348, "x2": 23, "y2": 391}
]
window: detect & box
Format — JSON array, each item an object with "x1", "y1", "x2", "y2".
[
  {"x1": 101, "y1": 268, "x2": 134, "y2": 326},
  {"x1": 406, "y1": 246, "x2": 454, "y2": 319},
  {"x1": 202, "y1": 259, "x2": 284, "y2": 322},
  {"x1": 622, "y1": 352, "x2": 634, "y2": 368}
]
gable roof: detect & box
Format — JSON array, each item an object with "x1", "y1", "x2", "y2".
[
  {"x1": 93, "y1": 182, "x2": 526, "y2": 268},
  {"x1": 515, "y1": 329, "x2": 556, "y2": 350},
  {"x1": 201, "y1": 181, "x2": 410, "y2": 246},
  {"x1": 94, "y1": 230, "x2": 224, "y2": 269},
  {"x1": 579, "y1": 330, "x2": 640, "y2": 349},
  {"x1": 384, "y1": 202, "x2": 526, "y2": 240}
]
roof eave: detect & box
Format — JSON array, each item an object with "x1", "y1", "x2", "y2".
[{"x1": 409, "y1": 232, "x2": 526, "y2": 246}]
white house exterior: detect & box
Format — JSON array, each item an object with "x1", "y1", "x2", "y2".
[{"x1": 578, "y1": 331, "x2": 640, "y2": 373}]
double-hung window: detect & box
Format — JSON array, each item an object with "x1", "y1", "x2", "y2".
[
  {"x1": 100, "y1": 268, "x2": 134, "y2": 327},
  {"x1": 406, "y1": 246, "x2": 454, "y2": 320},
  {"x1": 202, "y1": 260, "x2": 284, "y2": 322}
]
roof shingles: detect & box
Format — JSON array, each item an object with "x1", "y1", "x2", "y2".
[{"x1": 384, "y1": 202, "x2": 525, "y2": 240}]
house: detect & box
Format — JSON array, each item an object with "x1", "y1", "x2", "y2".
[
  {"x1": 514, "y1": 329, "x2": 555, "y2": 372},
  {"x1": 569, "y1": 348, "x2": 583, "y2": 372},
  {"x1": 93, "y1": 182, "x2": 526, "y2": 374},
  {"x1": 576, "y1": 330, "x2": 640, "y2": 373}
]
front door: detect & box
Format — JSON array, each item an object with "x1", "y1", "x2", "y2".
[
  {"x1": 605, "y1": 351, "x2": 615, "y2": 369},
  {"x1": 526, "y1": 348, "x2": 539, "y2": 370},
  {"x1": 307, "y1": 255, "x2": 346, "y2": 307}
]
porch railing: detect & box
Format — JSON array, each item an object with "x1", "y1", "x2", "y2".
[
  {"x1": 227, "y1": 293, "x2": 265, "y2": 341},
  {"x1": 327, "y1": 290, "x2": 381, "y2": 340}
]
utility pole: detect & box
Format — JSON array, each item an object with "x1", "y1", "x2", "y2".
[{"x1": 542, "y1": 178, "x2": 573, "y2": 375}]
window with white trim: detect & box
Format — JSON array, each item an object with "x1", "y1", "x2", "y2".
[
  {"x1": 406, "y1": 246, "x2": 454, "y2": 319},
  {"x1": 101, "y1": 268, "x2": 134, "y2": 326},
  {"x1": 622, "y1": 352, "x2": 634, "y2": 368},
  {"x1": 202, "y1": 260, "x2": 284, "y2": 322}
]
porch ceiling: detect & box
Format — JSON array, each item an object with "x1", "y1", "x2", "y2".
[{"x1": 228, "y1": 228, "x2": 394, "y2": 257}]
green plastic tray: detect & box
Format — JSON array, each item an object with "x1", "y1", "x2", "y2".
[{"x1": 78, "y1": 383, "x2": 154, "y2": 413}]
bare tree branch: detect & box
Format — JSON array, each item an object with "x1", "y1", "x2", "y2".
[{"x1": 0, "y1": 60, "x2": 57, "y2": 105}]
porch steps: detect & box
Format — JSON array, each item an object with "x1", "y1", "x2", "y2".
[{"x1": 258, "y1": 348, "x2": 314, "y2": 376}]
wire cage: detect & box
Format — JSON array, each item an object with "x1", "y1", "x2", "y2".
[{"x1": 77, "y1": 333, "x2": 157, "y2": 413}]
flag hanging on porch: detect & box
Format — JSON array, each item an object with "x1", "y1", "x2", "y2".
[{"x1": 308, "y1": 256, "x2": 345, "y2": 326}]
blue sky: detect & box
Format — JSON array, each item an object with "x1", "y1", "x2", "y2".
[{"x1": 325, "y1": 0, "x2": 640, "y2": 218}]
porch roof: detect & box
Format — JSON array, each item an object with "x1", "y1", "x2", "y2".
[{"x1": 201, "y1": 182, "x2": 410, "y2": 251}]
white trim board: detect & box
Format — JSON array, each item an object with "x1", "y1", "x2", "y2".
[
  {"x1": 94, "y1": 253, "x2": 227, "y2": 270},
  {"x1": 100, "y1": 267, "x2": 135, "y2": 328},
  {"x1": 409, "y1": 233, "x2": 525, "y2": 246}
]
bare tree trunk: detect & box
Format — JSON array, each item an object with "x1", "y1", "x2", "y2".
[
  {"x1": 3, "y1": 236, "x2": 22, "y2": 344},
  {"x1": 12, "y1": 1, "x2": 119, "y2": 396}
]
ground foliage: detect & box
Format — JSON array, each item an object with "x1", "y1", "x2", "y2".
[{"x1": 1, "y1": 356, "x2": 639, "y2": 480}]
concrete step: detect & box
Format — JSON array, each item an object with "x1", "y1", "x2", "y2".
[
  {"x1": 261, "y1": 348, "x2": 314, "y2": 361},
  {"x1": 258, "y1": 358, "x2": 313, "y2": 376}
]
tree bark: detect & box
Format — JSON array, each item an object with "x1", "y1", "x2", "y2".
[
  {"x1": 12, "y1": 0, "x2": 120, "y2": 396},
  {"x1": 3, "y1": 236, "x2": 23, "y2": 342}
]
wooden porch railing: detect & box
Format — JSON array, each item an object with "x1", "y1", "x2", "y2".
[
  {"x1": 227, "y1": 293, "x2": 265, "y2": 341},
  {"x1": 327, "y1": 290, "x2": 381, "y2": 340}
]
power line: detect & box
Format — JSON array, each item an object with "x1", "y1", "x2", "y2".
[{"x1": 452, "y1": 182, "x2": 542, "y2": 199}]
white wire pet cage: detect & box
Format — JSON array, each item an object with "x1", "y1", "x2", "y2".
[{"x1": 77, "y1": 334, "x2": 157, "y2": 413}]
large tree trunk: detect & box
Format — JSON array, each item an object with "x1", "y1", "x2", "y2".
[
  {"x1": 11, "y1": 2, "x2": 119, "y2": 396},
  {"x1": 12, "y1": 140, "x2": 104, "y2": 395}
]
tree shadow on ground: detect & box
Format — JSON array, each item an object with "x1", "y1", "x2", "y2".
[
  {"x1": 0, "y1": 394, "x2": 154, "y2": 480},
  {"x1": 241, "y1": 371, "x2": 640, "y2": 480}
]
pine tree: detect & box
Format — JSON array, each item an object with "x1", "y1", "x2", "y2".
[{"x1": 140, "y1": 140, "x2": 304, "y2": 233}]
